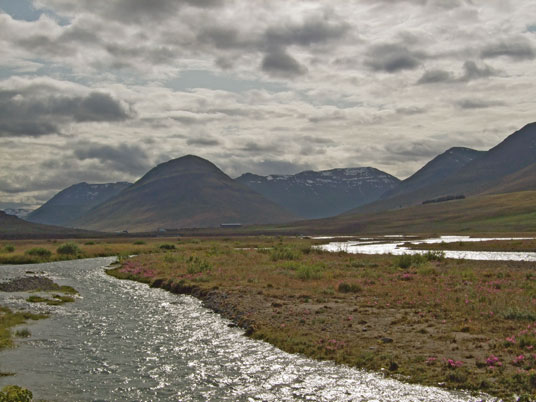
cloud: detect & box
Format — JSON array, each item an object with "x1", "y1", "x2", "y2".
[
  {"x1": 261, "y1": 49, "x2": 307, "y2": 78},
  {"x1": 73, "y1": 142, "x2": 151, "y2": 175},
  {"x1": 417, "y1": 69, "x2": 453, "y2": 84},
  {"x1": 455, "y1": 98, "x2": 506, "y2": 109},
  {"x1": 264, "y1": 13, "x2": 349, "y2": 48},
  {"x1": 365, "y1": 43, "x2": 426, "y2": 73},
  {"x1": 186, "y1": 137, "x2": 221, "y2": 146},
  {"x1": 417, "y1": 61, "x2": 499, "y2": 84},
  {"x1": 0, "y1": 77, "x2": 133, "y2": 137},
  {"x1": 481, "y1": 37, "x2": 535, "y2": 60}
]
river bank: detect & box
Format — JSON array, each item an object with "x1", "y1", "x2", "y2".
[{"x1": 107, "y1": 237, "x2": 536, "y2": 401}]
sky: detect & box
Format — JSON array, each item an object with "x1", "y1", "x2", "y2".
[{"x1": 1, "y1": 0, "x2": 535, "y2": 209}]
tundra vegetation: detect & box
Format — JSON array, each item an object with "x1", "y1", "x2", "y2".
[{"x1": 106, "y1": 236, "x2": 536, "y2": 401}]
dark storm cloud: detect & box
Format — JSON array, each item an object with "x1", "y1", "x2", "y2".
[
  {"x1": 73, "y1": 142, "x2": 151, "y2": 175},
  {"x1": 365, "y1": 43, "x2": 426, "y2": 73},
  {"x1": 0, "y1": 87, "x2": 132, "y2": 137},
  {"x1": 481, "y1": 38, "x2": 535, "y2": 60},
  {"x1": 261, "y1": 49, "x2": 307, "y2": 78},
  {"x1": 456, "y1": 99, "x2": 506, "y2": 109}
]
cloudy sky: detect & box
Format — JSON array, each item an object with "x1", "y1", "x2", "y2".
[{"x1": 1, "y1": 0, "x2": 535, "y2": 209}]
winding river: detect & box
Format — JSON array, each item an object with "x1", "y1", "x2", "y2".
[{"x1": 1, "y1": 256, "x2": 492, "y2": 401}]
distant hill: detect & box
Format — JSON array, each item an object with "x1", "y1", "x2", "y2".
[
  {"x1": 349, "y1": 123, "x2": 536, "y2": 215},
  {"x1": 236, "y1": 168, "x2": 400, "y2": 219},
  {"x1": 0, "y1": 211, "x2": 100, "y2": 239},
  {"x1": 285, "y1": 191, "x2": 536, "y2": 234},
  {"x1": 380, "y1": 147, "x2": 484, "y2": 200},
  {"x1": 27, "y1": 182, "x2": 131, "y2": 227},
  {"x1": 71, "y1": 155, "x2": 297, "y2": 232}
]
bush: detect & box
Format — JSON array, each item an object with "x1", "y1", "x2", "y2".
[
  {"x1": 338, "y1": 282, "x2": 362, "y2": 293},
  {"x1": 396, "y1": 254, "x2": 413, "y2": 269},
  {"x1": 15, "y1": 329, "x2": 31, "y2": 338},
  {"x1": 56, "y1": 242, "x2": 80, "y2": 255},
  {"x1": 133, "y1": 240, "x2": 146, "y2": 245},
  {"x1": 159, "y1": 244, "x2": 176, "y2": 250},
  {"x1": 25, "y1": 248, "x2": 52, "y2": 258},
  {"x1": 186, "y1": 256, "x2": 212, "y2": 274},
  {"x1": 424, "y1": 250, "x2": 445, "y2": 261},
  {"x1": 0, "y1": 385, "x2": 33, "y2": 402},
  {"x1": 296, "y1": 264, "x2": 323, "y2": 280},
  {"x1": 3, "y1": 244, "x2": 14, "y2": 253},
  {"x1": 270, "y1": 245, "x2": 300, "y2": 261}
]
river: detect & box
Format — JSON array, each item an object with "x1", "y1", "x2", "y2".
[{"x1": 1, "y1": 257, "x2": 491, "y2": 401}]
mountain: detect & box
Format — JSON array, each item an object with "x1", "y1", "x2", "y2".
[
  {"x1": 26, "y1": 182, "x2": 131, "y2": 227},
  {"x1": 0, "y1": 211, "x2": 100, "y2": 239},
  {"x1": 236, "y1": 168, "x2": 400, "y2": 219},
  {"x1": 350, "y1": 122, "x2": 536, "y2": 215},
  {"x1": 71, "y1": 155, "x2": 297, "y2": 232},
  {"x1": 380, "y1": 147, "x2": 484, "y2": 200}
]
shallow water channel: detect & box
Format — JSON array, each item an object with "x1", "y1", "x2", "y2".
[
  {"x1": 318, "y1": 235, "x2": 536, "y2": 261},
  {"x1": 0, "y1": 257, "x2": 491, "y2": 401}
]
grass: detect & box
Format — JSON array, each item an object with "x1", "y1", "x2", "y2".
[
  {"x1": 106, "y1": 236, "x2": 536, "y2": 400},
  {"x1": 0, "y1": 237, "x2": 186, "y2": 265},
  {"x1": 0, "y1": 306, "x2": 47, "y2": 351}
]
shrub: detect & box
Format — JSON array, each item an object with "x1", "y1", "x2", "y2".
[
  {"x1": 338, "y1": 282, "x2": 362, "y2": 293},
  {"x1": 3, "y1": 244, "x2": 14, "y2": 253},
  {"x1": 159, "y1": 244, "x2": 176, "y2": 250},
  {"x1": 25, "y1": 248, "x2": 52, "y2": 258},
  {"x1": 296, "y1": 264, "x2": 323, "y2": 280},
  {"x1": 424, "y1": 250, "x2": 445, "y2": 261},
  {"x1": 133, "y1": 240, "x2": 146, "y2": 245},
  {"x1": 186, "y1": 256, "x2": 212, "y2": 274},
  {"x1": 56, "y1": 242, "x2": 80, "y2": 255},
  {"x1": 270, "y1": 245, "x2": 300, "y2": 261},
  {"x1": 396, "y1": 254, "x2": 413, "y2": 269},
  {"x1": 15, "y1": 329, "x2": 31, "y2": 338},
  {"x1": 0, "y1": 385, "x2": 33, "y2": 402},
  {"x1": 84, "y1": 241, "x2": 95, "y2": 245}
]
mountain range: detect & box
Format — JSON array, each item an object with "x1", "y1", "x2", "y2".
[
  {"x1": 236, "y1": 168, "x2": 399, "y2": 219},
  {"x1": 11, "y1": 122, "x2": 536, "y2": 235},
  {"x1": 349, "y1": 122, "x2": 536, "y2": 216},
  {"x1": 68, "y1": 155, "x2": 296, "y2": 232}
]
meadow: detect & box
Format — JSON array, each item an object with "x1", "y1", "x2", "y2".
[{"x1": 107, "y1": 236, "x2": 536, "y2": 401}]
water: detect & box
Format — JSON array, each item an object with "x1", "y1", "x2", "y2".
[
  {"x1": 318, "y1": 235, "x2": 536, "y2": 261},
  {"x1": 0, "y1": 257, "x2": 489, "y2": 401}
]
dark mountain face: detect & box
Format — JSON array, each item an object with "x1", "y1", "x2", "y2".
[
  {"x1": 26, "y1": 182, "x2": 131, "y2": 226},
  {"x1": 71, "y1": 155, "x2": 297, "y2": 232},
  {"x1": 236, "y1": 167, "x2": 400, "y2": 219},
  {"x1": 347, "y1": 122, "x2": 536, "y2": 215},
  {"x1": 381, "y1": 147, "x2": 484, "y2": 200}
]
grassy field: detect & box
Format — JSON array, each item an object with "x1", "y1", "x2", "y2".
[
  {"x1": 0, "y1": 237, "x2": 189, "y2": 264},
  {"x1": 282, "y1": 191, "x2": 536, "y2": 235},
  {"x1": 106, "y1": 237, "x2": 536, "y2": 401}
]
